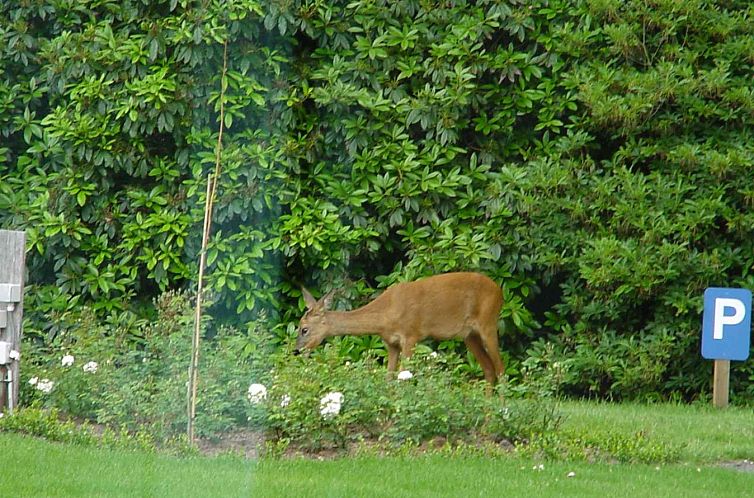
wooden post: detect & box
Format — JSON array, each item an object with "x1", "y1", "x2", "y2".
[
  {"x1": 712, "y1": 359, "x2": 730, "y2": 408},
  {"x1": 0, "y1": 230, "x2": 26, "y2": 414}
]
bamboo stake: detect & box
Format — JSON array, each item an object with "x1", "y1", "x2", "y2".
[
  {"x1": 188, "y1": 40, "x2": 228, "y2": 444},
  {"x1": 188, "y1": 177, "x2": 212, "y2": 442}
]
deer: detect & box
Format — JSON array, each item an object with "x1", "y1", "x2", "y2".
[{"x1": 294, "y1": 272, "x2": 505, "y2": 387}]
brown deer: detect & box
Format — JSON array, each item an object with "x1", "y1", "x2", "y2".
[{"x1": 294, "y1": 272, "x2": 505, "y2": 386}]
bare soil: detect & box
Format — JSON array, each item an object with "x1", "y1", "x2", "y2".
[
  {"x1": 193, "y1": 431, "x2": 517, "y2": 460},
  {"x1": 719, "y1": 459, "x2": 754, "y2": 473},
  {"x1": 195, "y1": 430, "x2": 265, "y2": 458},
  {"x1": 193, "y1": 431, "x2": 754, "y2": 473}
]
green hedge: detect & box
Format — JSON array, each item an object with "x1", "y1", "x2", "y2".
[{"x1": 2, "y1": 0, "x2": 754, "y2": 401}]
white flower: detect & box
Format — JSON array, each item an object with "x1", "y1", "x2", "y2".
[
  {"x1": 280, "y1": 394, "x2": 291, "y2": 408},
  {"x1": 320, "y1": 391, "x2": 343, "y2": 419},
  {"x1": 533, "y1": 464, "x2": 544, "y2": 471},
  {"x1": 29, "y1": 377, "x2": 38, "y2": 386},
  {"x1": 9, "y1": 350, "x2": 20, "y2": 361},
  {"x1": 36, "y1": 379, "x2": 54, "y2": 394},
  {"x1": 429, "y1": 351, "x2": 438, "y2": 359},
  {"x1": 397, "y1": 370, "x2": 413, "y2": 381},
  {"x1": 247, "y1": 383, "x2": 267, "y2": 404},
  {"x1": 61, "y1": 354, "x2": 75, "y2": 367},
  {"x1": 83, "y1": 361, "x2": 98, "y2": 373}
]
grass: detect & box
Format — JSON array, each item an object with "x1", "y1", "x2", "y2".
[
  {"x1": 2, "y1": 401, "x2": 753, "y2": 497},
  {"x1": 0, "y1": 433, "x2": 257, "y2": 498},
  {"x1": 254, "y1": 457, "x2": 754, "y2": 498},
  {"x1": 2, "y1": 432, "x2": 752, "y2": 498},
  {"x1": 558, "y1": 400, "x2": 754, "y2": 462}
]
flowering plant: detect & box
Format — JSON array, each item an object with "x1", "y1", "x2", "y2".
[
  {"x1": 248, "y1": 383, "x2": 268, "y2": 404},
  {"x1": 397, "y1": 370, "x2": 414, "y2": 381},
  {"x1": 30, "y1": 377, "x2": 54, "y2": 394},
  {"x1": 319, "y1": 392, "x2": 343, "y2": 418}
]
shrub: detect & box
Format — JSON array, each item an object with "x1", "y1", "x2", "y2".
[
  {"x1": 0, "y1": 407, "x2": 184, "y2": 454},
  {"x1": 4, "y1": 0, "x2": 754, "y2": 405},
  {"x1": 258, "y1": 346, "x2": 561, "y2": 453},
  {"x1": 19, "y1": 292, "x2": 271, "y2": 442},
  {"x1": 0, "y1": 408, "x2": 95, "y2": 446},
  {"x1": 521, "y1": 429, "x2": 682, "y2": 464}
]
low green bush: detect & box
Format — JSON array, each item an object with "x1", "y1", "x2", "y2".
[
  {"x1": 0, "y1": 407, "x2": 95, "y2": 446},
  {"x1": 0, "y1": 407, "x2": 193, "y2": 454},
  {"x1": 514, "y1": 333, "x2": 676, "y2": 401},
  {"x1": 18, "y1": 291, "x2": 564, "y2": 452},
  {"x1": 15, "y1": 291, "x2": 681, "y2": 464},
  {"x1": 520, "y1": 429, "x2": 682, "y2": 464},
  {"x1": 20, "y1": 292, "x2": 271, "y2": 442},
  {"x1": 257, "y1": 346, "x2": 561, "y2": 453}
]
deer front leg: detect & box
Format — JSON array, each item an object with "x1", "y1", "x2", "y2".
[{"x1": 386, "y1": 341, "x2": 401, "y2": 374}]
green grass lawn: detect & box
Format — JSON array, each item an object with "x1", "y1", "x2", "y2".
[
  {"x1": 2, "y1": 401, "x2": 753, "y2": 497},
  {"x1": 254, "y1": 457, "x2": 754, "y2": 498},
  {"x1": 558, "y1": 400, "x2": 754, "y2": 462},
  {"x1": 0, "y1": 433, "x2": 258, "y2": 498}
]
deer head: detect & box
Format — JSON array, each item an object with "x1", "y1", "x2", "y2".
[{"x1": 294, "y1": 287, "x2": 334, "y2": 353}]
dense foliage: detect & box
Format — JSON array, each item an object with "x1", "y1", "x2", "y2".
[
  {"x1": 3, "y1": 0, "x2": 754, "y2": 401},
  {"x1": 21, "y1": 292, "x2": 269, "y2": 440},
  {"x1": 18, "y1": 292, "x2": 563, "y2": 453},
  {"x1": 514, "y1": 0, "x2": 754, "y2": 399}
]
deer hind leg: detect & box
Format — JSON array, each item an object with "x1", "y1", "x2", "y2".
[
  {"x1": 479, "y1": 324, "x2": 505, "y2": 378},
  {"x1": 464, "y1": 334, "x2": 497, "y2": 386},
  {"x1": 400, "y1": 336, "x2": 418, "y2": 363}
]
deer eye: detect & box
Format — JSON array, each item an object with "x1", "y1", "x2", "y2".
[{"x1": 301, "y1": 327, "x2": 309, "y2": 336}]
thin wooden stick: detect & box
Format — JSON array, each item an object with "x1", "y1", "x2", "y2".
[
  {"x1": 188, "y1": 176, "x2": 212, "y2": 441},
  {"x1": 188, "y1": 40, "x2": 228, "y2": 444}
]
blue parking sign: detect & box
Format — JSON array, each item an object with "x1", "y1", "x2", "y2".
[{"x1": 702, "y1": 288, "x2": 752, "y2": 361}]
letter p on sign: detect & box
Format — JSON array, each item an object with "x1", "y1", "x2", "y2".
[
  {"x1": 702, "y1": 288, "x2": 752, "y2": 361},
  {"x1": 713, "y1": 298, "x2": 746, "y2": 340}
]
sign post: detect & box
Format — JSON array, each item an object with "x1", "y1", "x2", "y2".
[
  {"x1": 701, "y1": 287, "x2": 752, "y2": 408},
  {"x1": 712, "y1": 360, "x2": 730, "y2": 408}
]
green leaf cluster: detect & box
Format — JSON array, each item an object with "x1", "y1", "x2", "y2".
[
  {"x1": 4, "y1": 0, "x2": 754, "y2": 400},
  {"x1": 508, "y1": 0, "x2": 754, "y2": 399}
]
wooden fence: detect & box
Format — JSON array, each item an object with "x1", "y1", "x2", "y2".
[{"x1": 0, "y1": 230, "x2": 26, "y2": 414}]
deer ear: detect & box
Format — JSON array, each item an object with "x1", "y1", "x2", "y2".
[
  {"x1": 320, "y1": 290, "x2": 335, "y2": 310},
  {"x1": 302, "y1": 287, "x2": 318, "y2": 310}
]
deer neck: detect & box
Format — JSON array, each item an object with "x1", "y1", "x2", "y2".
[{"x1": 324, "y1": 303, "x2": 389, "y2": 337}]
